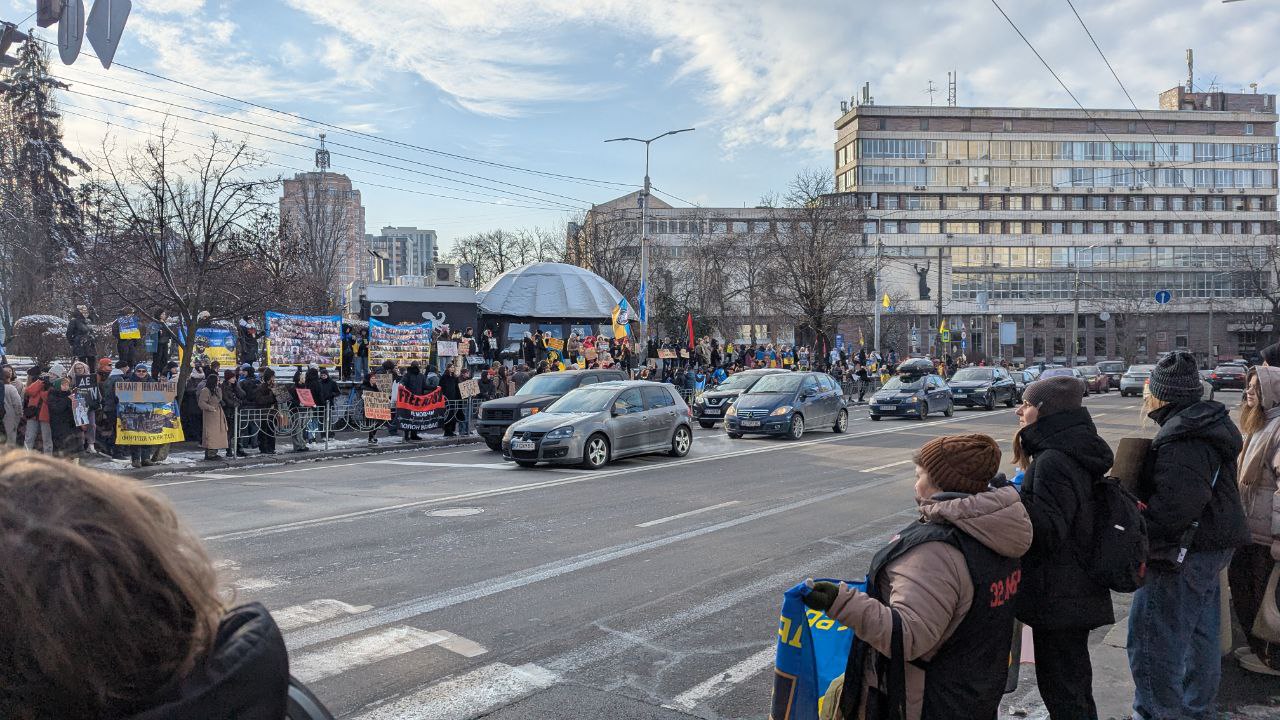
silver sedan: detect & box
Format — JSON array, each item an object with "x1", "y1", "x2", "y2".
[{"x1": 502, "y1": 381, "x2": 694, "y2": 469}]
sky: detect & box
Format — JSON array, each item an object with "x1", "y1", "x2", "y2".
[{"x1": 7, "y1": 0, "x2": 1280, "y2": 252}]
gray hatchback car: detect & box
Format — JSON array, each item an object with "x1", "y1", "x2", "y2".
[{"x1": 502, "y1": 380, "x2": 693, "y2": 469}]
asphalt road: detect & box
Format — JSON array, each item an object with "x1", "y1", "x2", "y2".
[{"x1": 146, "y1": 391, "x2": 1267, "y2": 719}]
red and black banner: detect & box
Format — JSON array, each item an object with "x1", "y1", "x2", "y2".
[{"x1": 396, "y1": 385, "x2": 446, "y2": 431}]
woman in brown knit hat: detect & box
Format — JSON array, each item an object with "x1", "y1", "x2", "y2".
[{"x1": 805, "y1": 434, "x2": 1031, "y2": 720}]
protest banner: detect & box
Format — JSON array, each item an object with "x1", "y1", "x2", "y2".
[
  {"x1": 368, "y1": 318, "x2": 433, "y2": 368},
  {"x1": 265, "y1": 312, "x2": 342, "y2": 367},
  {"x1": 437, "y1": 341, "x2": 459, "y2": 357},
  {"x1": 115, "y1": 381, "x2": 184, "y2": 446},
  {"x1": 396, "y1": 384, "x2": 445, "y2": 431},
  {"x1": 657, "y1": 349, "x2": 676, "y2": 359},
  {"x1": 771, "y1": 578, "x2": 866, "y2": 720},
  {"x1": 296, "y1": 388, "x2": 316, "y2": 407},
  {"x1": 177, "y1": 327, "x2": 237, "y2": 367},
  {"x1": 546, "y1": 337, "x2": 565, "y2": 351},
  {"x1": 362, "y1": 391, "x2": 392, "y2": 420},
  {"x1": 458, "y1": 379, "x2": 480, "y2": 399},
  {"x1": 116, "y1": 315, "x2": 141, "y2": 340}
]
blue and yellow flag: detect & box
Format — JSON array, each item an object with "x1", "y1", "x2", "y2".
[{"x1": 612, "y1": 298, "x2": 632, "y2": 339}]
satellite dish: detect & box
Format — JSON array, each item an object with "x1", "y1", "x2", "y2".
[{"x1": 1098, "y1": 311, "x2": 1111, "y2": 322}]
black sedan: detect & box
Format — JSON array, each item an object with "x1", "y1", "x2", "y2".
[
  {"x1": 946, "y1": 367, "x2": 1018, "y2": 410},
  {"x1": 1210, "y1": 364, "x2": 1247, "y2": 391},
  {"x1": 869, "y1": 373, "x2": 954, "y2": 421},
  {"x1": 691, "y1": 369, "x2": 786, "y2": 428}
]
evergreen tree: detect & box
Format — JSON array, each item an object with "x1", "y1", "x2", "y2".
[{"x1": 0, "y1": 35, "x2": 88, "y2": 336}]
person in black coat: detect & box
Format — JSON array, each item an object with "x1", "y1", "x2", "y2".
[
  {"x1": 220, "y1": 369, "x2": 247, "y2": 457},
  {"x1": 521, "y1": 333, "x2": 538, "y2": 368},
  {"x1": 1011, "y1": 375, "x2": 1114, "y2": 719},
  {"x1": 251, "y1": 369, "x2": 279, "y2": 454},
  {"x1": 440, "y1": 365, "x2": 462, "y2": 437},
  {"x1": 46, "y1": 376, "x2": 82, "y2": 457},
  {"x1": 316, "y1": 368, "x2": 340, "y2": 438},
  {"x1": 66, "y1": 306, "x2": 96, "y2": 367},
  {"x1": 237, "y1": 317, "x2": 260, "y2": 368},
  {"x1": 400, "y1": 363, "x2": 428, "y2": 441},
  {"x1": 1128, "y1": 352, "x2": 1249, "y2": 720}
]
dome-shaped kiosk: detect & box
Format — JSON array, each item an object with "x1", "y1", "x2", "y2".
[{"x1": 478, "y1": 262, "x2": 631, "y2": 357}]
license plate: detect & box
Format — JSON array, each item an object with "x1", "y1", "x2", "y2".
[
  {"x1": 875, "y1": 405, "x2": 892, "y2": 411},
  {"x1": 703, "y1": 408, "x2": 721, "y2": 416},
  {"x1": 512, "y1": 440, "x2": 535, "y2": 451},
  {"x1": 740, "y1": 420, "x2": 760, "y2": 427}
]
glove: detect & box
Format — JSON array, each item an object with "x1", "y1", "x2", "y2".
[{"x1": 802, "y1": 579, "x2": 841, "y2": 613}]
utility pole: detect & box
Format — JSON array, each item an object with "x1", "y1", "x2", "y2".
[
  {"x1": 604, "y1": 128, "x2": 695, "y2": 361},
  {"x1": 936, "y1": 246, "x2": 944, "y2": 353},
  {"x1": 873, "y1": 238, "x2": 883, "y2": 353},
  {"x1": 1071, "y1": 244, "x2": 1099, "y2": 367}
]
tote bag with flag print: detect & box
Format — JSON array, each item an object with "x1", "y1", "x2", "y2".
[{"x1": 771, "y1": 578, "x2": 867, "y2": 720}]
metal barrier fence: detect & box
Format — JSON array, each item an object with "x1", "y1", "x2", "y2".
[{"x1": 233, "y1": 406, "x2": 332, "y2": 451}]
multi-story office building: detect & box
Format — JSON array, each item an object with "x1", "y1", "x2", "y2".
[
  {"x1": 367, "y1": 226, "x2": 438, "y2": 282},
  {"x1": 833, "y1": 84, "x2": 1279, "y2": 364},
  {"x1": 280, "y1": 137, "x2": 368, "y2": 306}
]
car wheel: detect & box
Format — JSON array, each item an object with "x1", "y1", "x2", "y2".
[
  {"x1": 985, "y1": 392, "x2": 996, "y2": 411},
  {"x1": 670, "y1": 425, "x2": 692, "y2": 457},
  {"x1": 484, "y1": 438, "x2": 503, "y2": 451},
  {"x1": 788, "y1": 415, "x2": 805, "y2": 439},
  {"x1": 581, "y1": 434, "x2": 610, "y2": 469},
  {"x1": 727, "y1": 431, "x2": 743, "y2": 439},
  {"x1": 698, "y1": 421, "x2": 716, "y2": 429},
  {"x1": 944, "y1": 402, "x2": 954, "y2": 417},
  {"x1": 833, "y1": 409, "x2": 848, "y2": 433},
  {"x1": 1004, "y1": 392, "x2": 1016, "y2": 408},
  {"x1": 917, "y1": 401, "x2": 929, "y2": 420},
  {"x1": 515, "y1": 460, "x2": 538, "y2": 468}
]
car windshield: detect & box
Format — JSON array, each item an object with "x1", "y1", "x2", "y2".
[
  {"x1": 716, "y1": 373, "x2": 769, "y2": 391},
  {"x1": 748, "y1": 374, "x2": 804, "y2": 393},
  {"x1": 951, "y1": 368, "x2": 993, "y2": 382},
  {"x1": 1215, "y1": 366, "x2": 1245, "y2": 374},
  {"x1": 1040, "y1": 368, "x2": 1074, "y2": 378},
  {"x1": 544, "y1": 387, "x2": 616, "y2": 413},
  {"x1": 515, "y1": 374, "x2": 578, "y2": 396},
  {"x1": 1080, "y1": 367, "x2": 1099, "y2": 377},
  {"x1": 883, "y1": 375, "x2": 927, "y2": 391}
]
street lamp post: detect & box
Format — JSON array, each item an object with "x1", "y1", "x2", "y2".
[
  {"x1": 1071, "y1": 244, "x2": 1099, "y2": 367},
  {"x1": 604, "y1": 128, "x2": 695, "y2": 359}
]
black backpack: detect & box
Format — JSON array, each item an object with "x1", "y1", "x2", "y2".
[{"x1": 1085, "y1": 475, "x2": 1149, "y2": 593}]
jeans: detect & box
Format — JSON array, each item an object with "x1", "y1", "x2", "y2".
[
  {"x1": 24, "y1": 420, "x2": 52, "y2": 454},
  {"x1": 1128, "y1": 547, "x2": 1233, "y2": 720}
]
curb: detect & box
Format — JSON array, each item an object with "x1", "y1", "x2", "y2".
[{"x1": 87, "y1": 435, "x2": 486, "y2": 480}]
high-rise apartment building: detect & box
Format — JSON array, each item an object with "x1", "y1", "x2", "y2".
[
  {"x1": 367, "y1": 226, "x2": 438, "y2": 281},
  {"x1": 832, "y1": 85, "x2": 1279, "y2": 364}
]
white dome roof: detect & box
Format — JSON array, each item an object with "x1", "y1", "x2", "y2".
[{"x1": 478, "y1": 262, "x2": 627, "y2": 319}]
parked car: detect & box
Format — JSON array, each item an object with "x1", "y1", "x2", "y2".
[
  {"x1": 691, "y1": 368, "x2": 786, "y2": 428},
  {"x1": 1037, "y1": 367, "x2": 1089, "y2": 398},
  {"x1": 896, "y1": 358, "x2": 937, "y2": 375},
  {"x1": 1011, "y1": 370, "x2": 1034, "y2": 402},
  {"x1": 501, "y1": 380, "x2": 692, "y2": 469},
  {"x1": 869, "y1": 372, "x2": 954, "y2": 421},
  {"x1": 946, "y1": 367, "x2": 1018, "y2": 410},
  {"x1": 1210, "y1": 364, "x2": 1248, "y2": 391},
  {"x1": 1078, "y1": 366, "x2": 1110, "y2": 394},
  {"x1": 1119, "y1": 364, "x2": 1155, "y2": 397},
  {"x1": 1096, "y1": 360, "x2": 1127, "y2": 389},
  {"x1": 724, "y1": 372, "x2": 849, "y2": 439},
  {"x1": 478, "y1": 369, "x2": 626, "y2": 451}
]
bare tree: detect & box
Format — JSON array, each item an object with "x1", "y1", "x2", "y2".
[
  {"x1": 567, "y1": 209, "x2": 645, "y2": 302},
  {"x1": 447, "y1": 224, "x2": 567, "y2": 286},
  {"x1": 284, "y1": 171, "x2": 354, "y2": 311}
]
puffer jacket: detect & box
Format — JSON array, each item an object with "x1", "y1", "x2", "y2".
[
  {"x1": 1239, "y1": 366, "x2": 1280, "y2": 555},
  {"x1": 1014, "y1": 407, "x2": 1116, "y2": 630},
  {"x1": 1142, "y1": 399, "x2": 1249, "y2": 554},
  {"x1": 824, "y1": 487, "x2": 1032, "y2": 720},
  {"x1": 128, "y1": 603, "x2": 289, "y2": 720}
]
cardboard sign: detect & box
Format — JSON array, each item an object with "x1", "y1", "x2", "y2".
[
  {"x1": 546, "y1": 337, "x2": 565, "y2": 351},
  {"x1": 296, "y1": 388, "x2": 316, "y2": 407},
  {"x1": 372, "y1": 373, "x2": 394, "y2": 392},
  {"x1": 585, "y1": 347, "x2": 598, "y2": 361},
  {"x1": 658, "y1": 349, "x2": 676, "y2": 359},
  {"x1": 437, "y1": 341, "x2": 459, "y2": 357},
  {"x1": 114, "y1": 381, "x2": 177, "y2": 404},
  {"x1": 362, "y1": 391, "x2": 391, "y2": 420},
  {"x1": 679, "y1": 349, "x2": 689, "y2": 359},
  {"x1": 458, "y1": 379, "x2": 480, "y2": 399}
]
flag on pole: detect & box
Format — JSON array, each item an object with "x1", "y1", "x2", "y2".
[
  {"x1": 939, "y1": 318, "x2": 948, "y2": 333},
  {"x1": 882, "y1": 293, "x2": 890, "y2": 309},
  {"x1": 686, "y1": 312, "x2": 695, "y2": 349},
  {"x1": 638, "y1": 279, "x2": 647, "y2": 324},
  {"x1": 612, "y1": 298, "x2": 632, "y2": 339}
]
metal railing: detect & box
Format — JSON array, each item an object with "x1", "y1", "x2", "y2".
[{"x1": 233, "y1": 406, "x2": 332, "y2": 451}]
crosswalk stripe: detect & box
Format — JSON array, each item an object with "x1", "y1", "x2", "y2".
[
  {"x1": 291, "y1": 626, "x2": 448, "y2": 683},
  {"x1": 349, "y1": 662, "x2": 558, "y2": 720},
  {"x1": 670, "y1": 646, "x2": 775, "y2": 709},
  {"x1": 433, "y1": 630, "x2": 488, "y2": 658},
  {"x1": 274, "y1": 599, "x2": 373, "y2": 632}
]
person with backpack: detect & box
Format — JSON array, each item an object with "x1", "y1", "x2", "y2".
[
  {"x1": 1230, "y1": 365, "x2": 1280, "y2": 675},
  {"x1": 803, "y1": 434, "x2": 1031, "y2": 720},
  {"x1": 1129, "y1": 351, "x2": 1249, "y2": 719},
  {"x1": 1010, "y1": 375, "x2": 1115, "y2": 719}
]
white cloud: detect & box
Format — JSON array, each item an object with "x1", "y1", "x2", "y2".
[{"x1": 648, "y1": 47, "x2": 663, "y2": 64}]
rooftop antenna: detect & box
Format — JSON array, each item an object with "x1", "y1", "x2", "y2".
[
  {"x1": 925, "y1": 80, "x2": 938, "y2": 106},
  {"x1": 947, "y1": 70, "x2": 957, "y2": 107},
  {"x1": 315, "y1": 133, "x2": 331, "y2": 171},
  {"x1": 1251, "y1": 82, "x2": 1259, "y2": 94},
  {"x1": 1186, "y1": 49, "x2": 1194, "y2": 92}
]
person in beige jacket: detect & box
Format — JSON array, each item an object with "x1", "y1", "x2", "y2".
[
  {"x1": 805, "y1": 434, "x2": 1032, "y2": 720},
  {"x1": 1229, "y1": 365, "x2": 1280, "y2": 675}
]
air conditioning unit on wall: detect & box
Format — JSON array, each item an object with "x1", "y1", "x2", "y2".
[
  {"x1": 435, "y1": 264, "x2": 458, "y2": 286},
  {"x1": 370, "y1": 302, "x2": 390, "y2": 318}
]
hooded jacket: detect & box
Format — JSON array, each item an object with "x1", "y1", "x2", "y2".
[
  {"x1": 127, "y1": 603, "x2": 289, "y2": 720},
  {"x1": 1142, "y1": 399, "x2": 1249, "y2": 554},
  {"x1": 1014, "y1": 406, "x2": 1116, "y2": 630},
  {"x1": 1238, "y1": 366, "x2": 1280, "y2": 555},
  {"x1": 825, "y1": 487, "x2": 1032, "y2": 720}
]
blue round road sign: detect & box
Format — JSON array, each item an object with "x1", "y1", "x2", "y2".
[{"x1": 1154, "y1": 290, "x2": 1172, "y2": 305}]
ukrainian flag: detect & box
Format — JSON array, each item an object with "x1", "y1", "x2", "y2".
[{"x1": 612, "y1": 298, "x2": 632, "y2": 339}]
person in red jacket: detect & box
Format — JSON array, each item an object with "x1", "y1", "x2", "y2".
[{"x1": 22, "y1": 367, "x2": 51, "y2": 455}]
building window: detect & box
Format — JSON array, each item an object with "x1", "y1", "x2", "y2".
[
  {"x1": 1094, "y1": 335, "x2": 1107, "y2": 357},
  {"x1": 1246, "y1": 123, "x2": 1254, "y2": 136},
  {"x1": 1128, "y1": 121, "x2": 1137, "y2": 133},
  {"x1": 1034, "y1": 337, "x2": 1045, "y2": 357},
  {"x1": 1175, "y1": 334, "x2": 1189, "y2": 349},
  {"x1": 920, "y1": 118, "x2": 929, "y2": 131},
  {"x1": 1003, "y1": 119, "x2": 1013, "y2": 131},
  {"x1": 878, "y1": 118, "x2": 887, "y2": 130},
  {"x1": 1207, "y1": 122, "x2": 1216, "y2": 135}
]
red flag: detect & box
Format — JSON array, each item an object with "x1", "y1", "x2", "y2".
[{"x1": 686, "y1": 312, "x2": 695, "y2": 349}]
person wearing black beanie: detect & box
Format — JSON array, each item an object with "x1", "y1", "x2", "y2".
[{"x1": 1128, "y1": 351, "x2": 1249, "y2": 719}]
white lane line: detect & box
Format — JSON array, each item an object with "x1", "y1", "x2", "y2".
[
  {"x1": 372, "y1": 461, "x2": 513, "y2": 469},
  {"x1": 671, "y1": 646, "x2": 775, "y2": 710},
  {"x1": 434, "y1": 630, "x2": 488, "y2": 658},
  {"x1": 150, "y1": 473, "x2": 240, "y2": 487},
  {"x1": 860, "y1": 459, "x2": 911, "y2": 473},
  {"x1": 636, "y1": 501, "x2": 740, "y2": 528},
  {"x1": 273, "y1": 599, "x2": 374, "y2": 632},
  {"x1": 349, "y1": 662, "x2": 558, "y2": 720},
  {"x1": 210, "y1": 410, "x2": 1007, "y2": 543},
  {"x1": 291, "y1": 626, "x2": 447, "y2": 683},
  {"x1": 285, "y1": 476, "x2": 900, "y2": 650},
  {"x1": 232, "y1": 576, "x2": 280, "y2": 591}
]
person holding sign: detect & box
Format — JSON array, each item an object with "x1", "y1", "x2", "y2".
[{"x1": 803, "y1": 435, "x2": 1030, "y2": 720}]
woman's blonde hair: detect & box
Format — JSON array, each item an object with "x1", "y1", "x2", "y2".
[
  {"x1": 1141, "y1": 393, "x2": 1168, "y2": 427},
  {"x1": 1240, "y1": 371, "x2": 1267, "y2": 438},
  {"x1": 0, "y1": 451, "x2": 223, "y2": 719}
]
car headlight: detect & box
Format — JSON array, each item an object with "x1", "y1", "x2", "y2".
[
  {"x1": 725, "y1": 405, "x2": 737, "y2": 417},
  {"x1": 906, "y1": 396, "x2": 920, "y2": 403},
  {"x1": 503, "y1": 426, "x2": 515, "y2": 442},
  {"x1": 770, "y1": 405, "x2": 793, "y2": 416},
  {"x1": 693, "y1": 396, "x2": 704, "y2": 406},
  {"x1": 545, "y1": 426, "x2": 573, "y2": 440},
  {"x1": 520, "y1": 407, "x2": 539, "y2": 417}
]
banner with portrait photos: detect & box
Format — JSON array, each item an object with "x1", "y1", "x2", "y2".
[
  {"x1": 395, "y1": 384, "x2": 445, "y2": 431},
  {"x1": 265, "y1": 312, "x2": 342, "y2": 368},
  {"x1": 114, "y1": 381, "x2": 185, "y2": 445},
  {"x1": 368, "y1": 318, "x2": 433, "y2": 368}
]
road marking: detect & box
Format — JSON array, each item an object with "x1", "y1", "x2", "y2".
[
  {"x1": 152, "y1": 446, "x2": 489, "y2": 485},
  {"x1": 349, "y1": 662, "x2": 558, "y2": 720},
  {"x1": 860, "y1": 459, "x2": 911, "y2": 473},
  {"x1": 273, "y1": 599, "x2": 374, "y2": 632},
  {"x1": 372, "y1": 461, "x2": 512, "y2": 469},
  {"x1": 232, "y1": 576, "x2": 280, "y2": 591},
  {"x1": 671, "y1": 646, "x2": 775, "y2": 709},
  {"x1": 286, "y1": 476, "x2": 900, "y2": 650},
  {"x1": 208, "y1": 410, "x2": 1009, "y2": 543},
  {"x1": 150, "y1": 473, "x2": 240, "y2": 487},
  {"x1": 434, "y1": 630, "x2": 488, "y2": 658},
  {"x1": 291, "y1": 626, "x2": 449, "y2": 683},
  {"x1": 636, "y1": 501, "x2": 740, "y2": 527}
]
